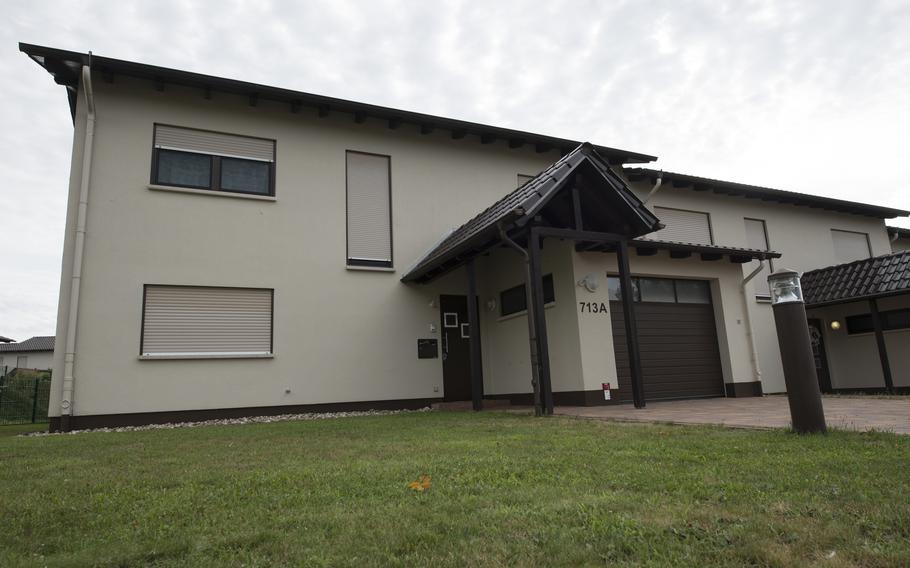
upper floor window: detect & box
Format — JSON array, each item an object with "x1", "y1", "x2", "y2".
[
  {"x1": 650, "y1": 207, "x2": 713, "y2": 245},
  {"x1": 151, "y1": 124, "x2": 276, "y2": 196},
  {"x1": 346, "y1": 151, "x2": 392, "y2": 268},
  {"x1": 831, "y1": 229, "x2": 871, "y2": 264},
  {"x1": 744, "y1": 218, "x2": 773, "y2": 299}
]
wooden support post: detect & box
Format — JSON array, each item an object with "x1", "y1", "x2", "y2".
[
  {"x1": 466, "y1": 259, "x2": 484, "y2": 411},
  {"x1": 869, "y1": 299, "x2": 894, "y2": 391},
  {"x1": 571, "y1": 187, "x2": 583, "y2": 231},
  {"x1": 616, "y1": 241, "x2": 646, "y2": 408},
  {"x1": 529, "y1": 229, "x2": 554, "y2": 415}
]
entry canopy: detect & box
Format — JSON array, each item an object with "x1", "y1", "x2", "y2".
[{"x1": 403, "y1": 143, "x2": 663, "y2": 283}]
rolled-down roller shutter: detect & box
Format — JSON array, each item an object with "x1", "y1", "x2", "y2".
[
  {"x1": 154, "y1": 125, "x2": 275, "y2": 162},
  {"x1": 831, "y1": 229, "x2": 871, "y2": 263},
  {"x1": 650, "y1": 207, "x2": 713, "y2": 245},
  {"x1": 346, "y1": 151, "x2": 392, "y2": 265},
  {"x1": 142, "y1": 286, "x2": 273, "y2": 356}
]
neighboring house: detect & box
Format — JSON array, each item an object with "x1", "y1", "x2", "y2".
[
  {"x1": 21, "y1": 44, "x2": 909, "y2": 431},
  {"x1": 0, "y1": 336, "x2": 55, "y2": 372},
  {"x1": 887, "y1": 226, "x2": 910, "y2": 252},
  {"x1": 802, "y1": 252, "x2": 910, "y2": 392}
]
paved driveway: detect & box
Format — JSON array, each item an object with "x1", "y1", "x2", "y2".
[{"x1": 555, "y1": 395, "x2": 910, "y2": 434}]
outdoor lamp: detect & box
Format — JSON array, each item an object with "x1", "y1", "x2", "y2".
[
  {"x1": 768, "y1": 269, "x2": 803, "y2": 305},
  {"x1": 830, "y1": 320, "x2": 842, "y2": 331},
  {"x1": 767, "y1": 268, "x2": 826, "y2": 434}
]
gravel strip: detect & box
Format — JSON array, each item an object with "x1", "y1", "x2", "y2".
[{"x1": 24, "y1": 407, "x2": 433, "y2": 436}]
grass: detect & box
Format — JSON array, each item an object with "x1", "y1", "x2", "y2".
[{"x1": 1, "y1": 412, "x2": 908, "y2": 567}]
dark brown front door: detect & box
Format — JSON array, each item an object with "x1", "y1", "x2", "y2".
[
  {"x1": 807, "y1": 318, "x2": 832, "y2": 393},
  {"x1": 440, "y1": 295, "x2": 472, "y2": 401},
  {"x1": 611, "y1": 299, "x2": 726, "y2": 401}
]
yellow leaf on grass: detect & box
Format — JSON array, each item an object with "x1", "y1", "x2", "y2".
[{"x1": 408, "y1": 475, "x2": 432, "y2": 492}]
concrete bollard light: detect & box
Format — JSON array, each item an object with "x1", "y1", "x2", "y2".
[{"x1": 768, "y1": 268, "x2": 827, "y2": 434}]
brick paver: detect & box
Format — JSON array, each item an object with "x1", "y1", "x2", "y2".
[{"x1": 555, "y1": 395, "x2": 910, "y2": 434}]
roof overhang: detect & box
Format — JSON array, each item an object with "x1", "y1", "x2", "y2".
[
  {"x1": 626, "y1": 168, "x2": 909, "y2": 219},
  {"x1": 580, "y1": 238, "x2": 782, "y2": 263},
  {"x1": 403, "y1": 144, "x2": 663, "y2": 284},
  {"x1": 19, "y1": 43, "x2": 657, "y2": 165},
  {"x1": 802, "y1": 251, "x2": 910, "y2": 307}
]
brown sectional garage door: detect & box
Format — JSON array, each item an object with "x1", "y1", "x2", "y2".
[{"x1": 609, "y1": 278, "x2": 726, "y2": 401}]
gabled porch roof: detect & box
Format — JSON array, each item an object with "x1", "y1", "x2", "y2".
[{"x1": 402, "y1": 143, "x2": 662, "y2": 284}]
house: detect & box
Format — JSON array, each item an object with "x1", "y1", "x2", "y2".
[
  {"x1": 801, "y1": 251, "x2": 910, "y2": 393},
  {"x1": 0, "y1": 336, "x2": 55, "y2": 372},
  {"x1": 20, "y1": 44, "x2": 909, "y2": 431}
]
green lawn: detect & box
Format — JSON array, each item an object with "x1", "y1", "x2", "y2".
[{"x1": 1, "y1": 412, "x2": 908, "y2": 567}]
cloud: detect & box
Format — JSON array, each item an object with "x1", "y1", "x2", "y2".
[{"x1": 1, "y1": 0, "x2": 908, "y2": 339}]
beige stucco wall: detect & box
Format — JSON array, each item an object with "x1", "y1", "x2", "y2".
[
  {"x1": 806, "y1": 295, "x2": 910, "y2": 389},
  {"x1": 51, "y1": 72, "x2": 559, "y2": 418},
  {"x1": 475, "y1": 240, "x2": 584, "y2": 397},
  {"x1": 625, "y1": 177, "x2": 896, "y2": 393}
]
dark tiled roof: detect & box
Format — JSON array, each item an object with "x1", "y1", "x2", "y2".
[
  {"x1": 20, "y1": 43, "x2": 656, "y2": 165},
  {"x1": 802, "y1": 251, "x2": 910, "y2": 306},
  {"x1": 0, "y1": 336, "x2": 55, "y2": 353},
  {"x1": 402, "y1": 143, "x2": 662, "y2": 283},
  {"x1": 887, "y1": 226, "x2": 910, "y2": 239},
  {"x1": 625, "y1": 168, "x2": 909, "y2": 219},
  {"x1": 628, "y1": 239, "x2": 781, "y2": 261}
]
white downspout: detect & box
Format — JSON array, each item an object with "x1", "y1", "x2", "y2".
[
  {"x1": 642, "y1": 172, "x2": 663, "y2": 204},
  {"x1": 740, "y1": 261, "x2": 765, "y2": 387},
  {"x1": 60, "y1": 62, "x2": 96, "y2": 432}
]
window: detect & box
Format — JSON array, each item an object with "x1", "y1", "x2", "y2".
[
  {"x1": 517, "y1": 174, "x2": 534, "y2": 187},
  {"x1": 650, "y1": 207, "x2": 713, "y2": 245},
  {"x1": 831, "y1": 229, "x2": 872, "y2": 263},
  {"x1": 639, "y1": 278, "x2": 676, "y2": 303},
  {"x1": 141, "y1": 285, "x2": 273, "y2": 357},
  {"x1": 346, "y1": 151, "x2": 392, "y2": 268},
  {"x1": 151, "y1": 124, "x2": 276, "y2": 196},
  {"x1": 744, "y1": 218, "x2": 773, "y2": 299},
  {"x1": 607, "y1": 276, "x2": 711, "y2": 305},
  {"x1": 16, "y1": 356, "x2": 27, "y2": 369},
  {"x1": 846, "y1": 307, "x2": 910, "y2": 335},
  {"x1": 500, "y1": 274, "x2": 555, "y2": 317}
]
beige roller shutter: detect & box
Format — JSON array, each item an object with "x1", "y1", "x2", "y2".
[
  {"x1": 154, "y1": 125, "x2": 275, "y2": 162},
  {"x1": 346, "y1": 151, "x2": 392, "y2": 264},
  {"x1": 831, "y1": 229, "x2": 871, "y2": 263},
  {"x1": 650, "y1": 207, "x2": 713, "y2": 245},
  {"x1": 142, "y1": 286, "x2": 273, "y2": 356}
]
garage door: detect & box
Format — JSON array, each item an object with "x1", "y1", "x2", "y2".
[{"x1": 609, "y1": 276, "x2": 726, "y2": 401}]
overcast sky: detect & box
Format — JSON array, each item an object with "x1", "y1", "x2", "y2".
[{"x1": 2, "y1": 0, "x2": 909, "y2": 341}]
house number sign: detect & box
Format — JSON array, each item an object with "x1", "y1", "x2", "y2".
[{"x1": 578, "y1": 302, "x2": 609, "y2": 314}]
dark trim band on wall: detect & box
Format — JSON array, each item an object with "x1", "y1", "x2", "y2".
[
  {"x1": 48, "y1": 397, "x2": 443, "y2": 432},
  {"x1": 724, "y1": 381, "x2": 763, "y2": 398}
]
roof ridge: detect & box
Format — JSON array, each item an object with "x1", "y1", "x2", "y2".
[{"x1": 803, "y1": 250, "x2": 910, "y2": 276}]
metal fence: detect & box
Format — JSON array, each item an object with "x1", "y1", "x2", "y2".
[{"x1": 0, "y1": 368, "x2": 52, "y2": 424}]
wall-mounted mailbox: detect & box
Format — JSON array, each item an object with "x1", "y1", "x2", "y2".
[{"x1": 418, "y1": 338, "x2": 438, "y2": 359}]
